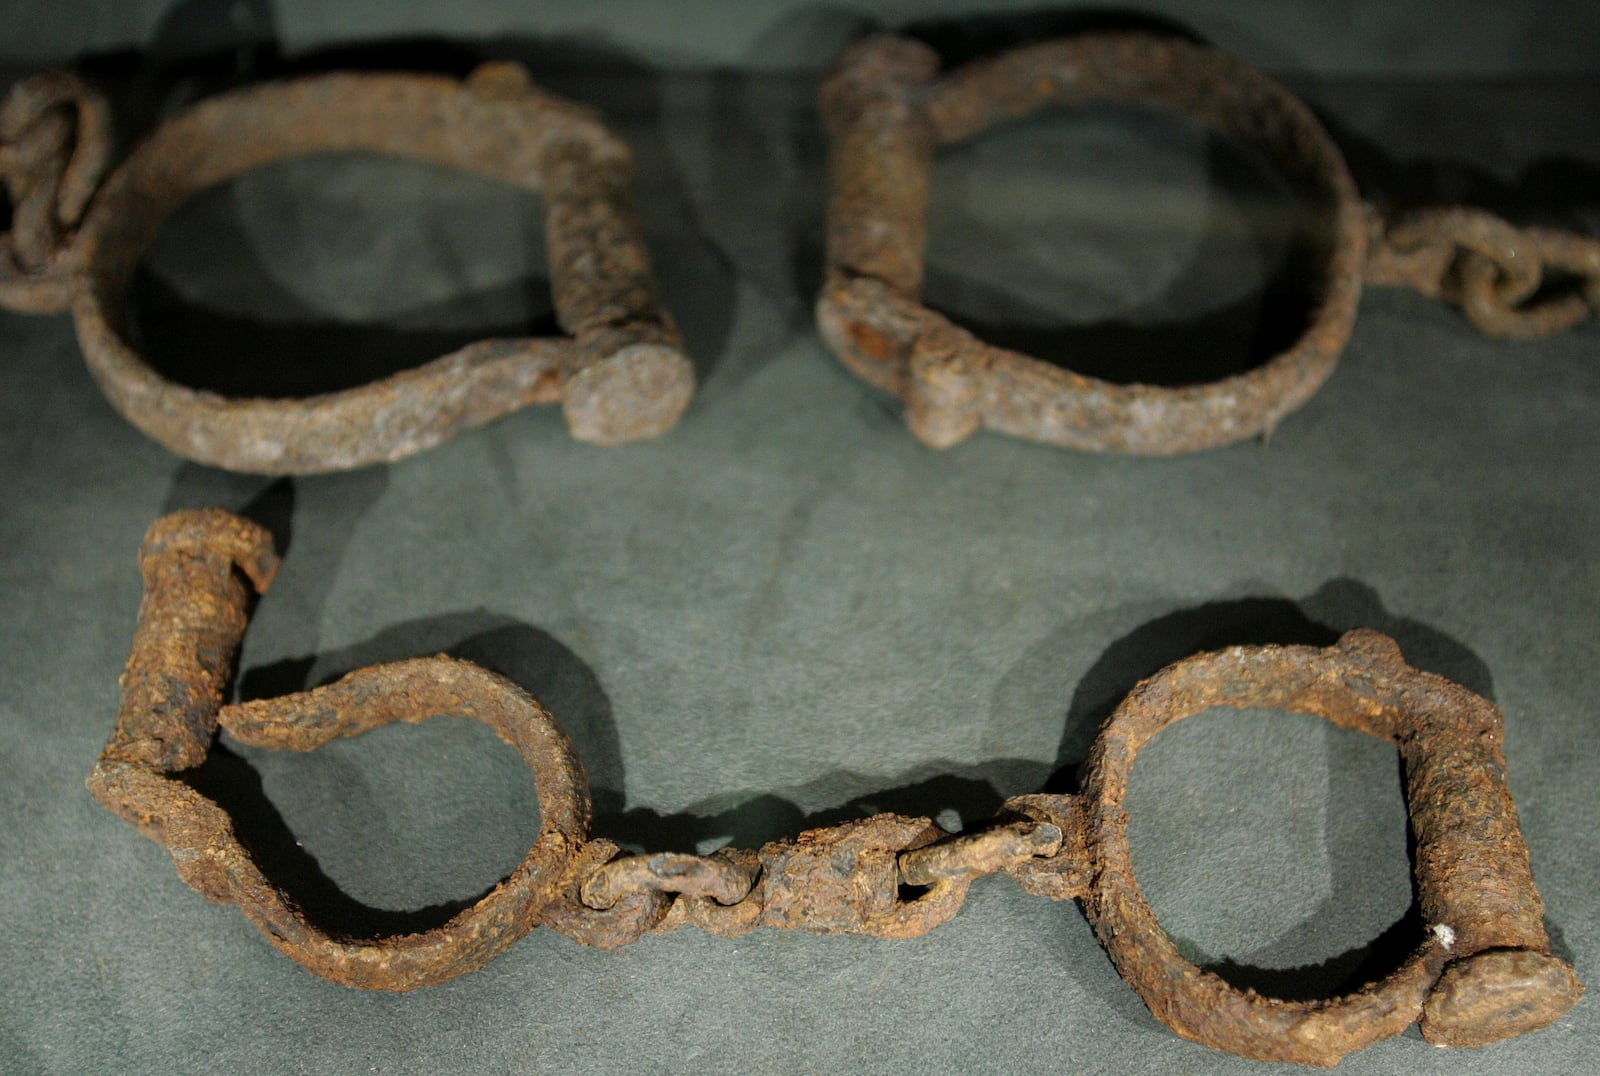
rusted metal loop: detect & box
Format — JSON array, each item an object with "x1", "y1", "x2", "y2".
[
  {"x1": 1457, "y1": 251, "x2": 1591, "y2": 340},
  {"x1": 87, "y1": 509, "x2": 591, "y2": 990},
  {"x1": 1079, "y1": 629, "x2": 1582, "y2": 1065},
  {"x1": 897, "y1": 818, "x2": 1061, "y2": 887},
  {"x1": 1385, "y1": 208, "x2": 1544, "y2": 305},
  {"x1": 996, "y1": 792, "x2": 1093, "y2": 901},
  {"x1": 580, "y1": 849, "x2": 760, "y2": 910},
  {"x1": 818, "y1": 33, "x2": 1366, "y2": 454},
  {"x1": 6, "y1": 62, "x2": 692, "y2": 473},
  {"x1": 538, "y1": 838, "x2": 674, "y2": 950},
  {"x1": 0, "y1": 69, "x2": 112, "y2": 313}
]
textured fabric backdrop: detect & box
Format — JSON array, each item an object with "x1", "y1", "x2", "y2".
[{"x1": 1, "y1": 4, "x2": 1596, "y2": 1073}]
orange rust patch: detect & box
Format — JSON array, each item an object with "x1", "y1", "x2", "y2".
[{"x1": 847, "y1": 319, "x2": 897, "y2": 361}]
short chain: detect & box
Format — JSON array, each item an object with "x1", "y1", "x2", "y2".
[
  {"x1": 0, "y1": 70, "x2": 111, "y2": 313},
  {"x1": 541, "y1": 797, "x2": 1084, "y2": 950},
  {"x1": 1365, "y1": 203, "x2": 1600, "y2": 340}
]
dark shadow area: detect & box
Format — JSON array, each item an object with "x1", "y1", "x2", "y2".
[
  {"x1": 781, "y1": 84, "x2": 832, "y2": 340},
  {"x1": 1150, "y1": 740, "x2": 1430, "y2": 1005},
  {"x1": 733, "y1": 5, "x2": 876, "y2": 340},
  {"x1": 181, "y1": 741, "x2": 491, "y2": 938},
  {"x1": 133, "y1": 252, "x2": 558, "y2": 399},
  {"x1": 910, "y1": 10, "x2": 1299, "y2": 388},
  {"x1": 1319, "y1": 106, "x2": 1600, "y2": 231},
  {"x1": 1321, "y1": 107, "x2": 1600, "y2": 314},
  {"x1": 1546, "y1": 916, "x2": 1576, "y2": 966},
  {"x1": 598, "y1": 767, "x2": 1033, "y2": 857},
  {"x1": 66, "y1": 0, "x2": 284, "y2": 159},
  {"x1": 146, "y1": 0, "x2": 280, "y2": 68},
  {"x1": 1204, "y1": 906, "x2": 1426, "y2": 1002},
  {"x1": 901, "y1": 7, "x2": 1207, "y2": 68},
  {"x1": 697, "y1": 65, "x2": 833, "y2": 349},
  {"x1": 921, "y1": 104, "x2": 1321, "y2": 386},
  {"x1": 235, "y1": 607, "x2": 1032, "y2": 862}
]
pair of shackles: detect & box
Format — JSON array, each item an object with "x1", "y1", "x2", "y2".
[{"x1": 91, "y1": 510, "x2": 1582, "y2": 1066}]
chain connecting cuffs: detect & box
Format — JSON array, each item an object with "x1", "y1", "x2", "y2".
[
  {"x1": 0, "y1": 62, "x2": 693, "y2": 473},
  {"x1": 90, "y1": 511, "x2": 1583, "y2": 1066}
]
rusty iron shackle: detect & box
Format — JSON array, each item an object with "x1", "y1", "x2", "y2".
[
  {"x1": 90, "y1": 510, "x2": 1582, "y2": 1065},
  {"x1": 817, "y1": 33, "x2": 1600, "y2": 454},
  {"x1": 0, "y1": 62, "x2": 693, "y2": 473}
]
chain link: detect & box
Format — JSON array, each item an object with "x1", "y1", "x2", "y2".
[
  {"x1": 898, "y1": 818, "x2": 1062, "y2": 886},
  {"x1": 1366, "y1": 204, "x2": 1600, "y2": 340},
  {"x1": 550, "y1": 798, "x2": 1084, "y2": 949},
  {"x1": 0, "y1": 71, "x2": 111, "y2": 313},
  {"x1": 581, "y1": 849, "x2": 759, "y2": 910}
]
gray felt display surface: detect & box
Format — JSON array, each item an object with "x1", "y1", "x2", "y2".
[{"x1": 1, "y1": 5, "x2": 1596, "y2": 1074}]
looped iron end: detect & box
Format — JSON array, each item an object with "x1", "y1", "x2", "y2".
[
  {"x1": 0, "y1": 69, "x2": 111, "y2": 313},
  {"x1": 91, "y1": 511, "x2": 592, "y2": 990}
]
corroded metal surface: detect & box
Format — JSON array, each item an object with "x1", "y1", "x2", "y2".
[
  {"x1": 88, "y1": 510, "x2": 591, "y2": 989},
  {"x1": 817, "y1": 33, "x2": 1366, "y2": 455},
  {"x1": 0, "y1": 70, "x2": 111, "y2": 312},
  {"x1": 817, "y1": 34, "x2": 1597, "y2": 454},
  {"x1": 1366, "y1": 204, "x2": 1600, "y2": 339},
  {"x1": 93, "y1": 510, "x2": 1582, "y2": 1064},
  {"x1": 0, "y1": 62, "x2": 693, "y2": 473},
  {"x1": 1074, "y1": 629, "x2": 1583, "y2": 1064}
]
